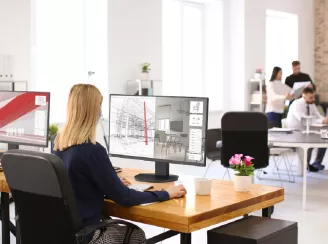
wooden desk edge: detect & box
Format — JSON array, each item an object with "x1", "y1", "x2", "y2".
[
  {"x1": 188, "y1": 195, "x2": 284, "y2": 232},
  {"x1": 104, "y1": 191, "x2": 284, "y2": 233}
]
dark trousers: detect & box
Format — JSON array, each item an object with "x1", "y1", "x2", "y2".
[
  {"x1": 267, "y1": 112, "x2": 282, "y2": 128},
  {"x1": 307, "y1": 148, "x2": 327, "y2": 165}
]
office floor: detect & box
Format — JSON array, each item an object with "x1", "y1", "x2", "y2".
[{"x1": 2, "y1": 153, "x2": 328, "y2": 244}]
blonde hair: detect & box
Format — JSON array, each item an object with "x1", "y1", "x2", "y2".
[{"x1": 53, "y1": 84, "x2": 103, "y2": 151}]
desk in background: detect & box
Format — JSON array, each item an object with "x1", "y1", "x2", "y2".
[
  {"x1": 217, "y1": 131, "x2": 328, "y2": 210},
  {"x1": 268, "y1": 131, "x2": 328, "y2": 210}
]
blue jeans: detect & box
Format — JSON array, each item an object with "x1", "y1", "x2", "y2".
[{"x1": 266, "y1": 112, "x2": 282, "y2": 128}]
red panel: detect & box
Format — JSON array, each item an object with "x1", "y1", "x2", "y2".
[
  {"x1": 144, "y1": 101, "x2": 148, "y2": 145},
  {"x1": 0, "y1": 93, "x2": 49, "y2": 129}
]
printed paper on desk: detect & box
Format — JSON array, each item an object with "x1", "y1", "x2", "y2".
[{"x1": 311, "y1": 124, "x2": 326, "y2": 127}]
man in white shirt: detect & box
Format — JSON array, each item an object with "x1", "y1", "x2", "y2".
[{"x1": 287, "y1": 87, "x2": 328, "y2": 172}]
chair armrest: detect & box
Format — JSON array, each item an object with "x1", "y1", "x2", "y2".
[
  {"x1": 76, "y1": 219, "x2": 140, "y2": 244},
  {"x1": 216, "y1": 141, "x2": 222, "y2": 148}
]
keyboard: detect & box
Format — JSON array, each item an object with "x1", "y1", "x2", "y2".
[{"x1": 128, "y1": 183, "x2": 153, "y2": 192}]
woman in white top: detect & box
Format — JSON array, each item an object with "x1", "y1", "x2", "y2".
[{"x1": 266, "y1": 67, "x2": 294, "y2": 127}]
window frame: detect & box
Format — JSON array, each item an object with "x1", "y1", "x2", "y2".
[{"x1": 180, "y1": 1, "x2": 205, "y2": 97}]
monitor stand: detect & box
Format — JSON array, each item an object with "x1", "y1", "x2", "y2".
[{"x1": 134, "y1": 162, "x2": 179, "y2": 183}]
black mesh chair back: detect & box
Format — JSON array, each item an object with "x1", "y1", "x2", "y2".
[
  {"x1": 221, "y1": 112, "x2": 269, "y2": 169},
  {"x1": 206, "y1": 129, "x2": 222, "y2": 161},
  {"x1": 2, "y1": 150, "x2": 83, "y2": 244}
]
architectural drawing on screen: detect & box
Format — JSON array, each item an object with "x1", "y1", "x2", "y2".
[{"x1": 109, "y1": 96, "x2": 156, "y2": 158}]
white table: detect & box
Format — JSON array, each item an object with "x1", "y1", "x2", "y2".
[{"x1": 217, "y1": 131, "x2": 328, "y2": 210}]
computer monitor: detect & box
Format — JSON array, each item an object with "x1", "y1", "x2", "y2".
[
  {"x1": 109, "y1": 94, "x2": 209, "y2": 183},
  {"x1": 0, "y1": 91, "x2": 50, "y2": 148}
]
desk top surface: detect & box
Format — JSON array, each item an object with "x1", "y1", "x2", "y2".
[
  {"x1": 104, "y1": 169, "x2": 284, "y2": 233},
  {"x1": 0, "y1": 169, "x2": 284, "y2": 233},
  {"x1": 268, "y1": 131, "x2": 328, "y2": 144}
]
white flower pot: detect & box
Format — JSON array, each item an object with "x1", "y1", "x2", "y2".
[
  {"x1": 234, "y1": 175, "x2": 252, "y2": 192},
  {"x1": 254, "y1": 73, "x2": 261, "y2": 79},
  {"x1": 141, "y1": 72, "x2": 149, "y2": 80}
]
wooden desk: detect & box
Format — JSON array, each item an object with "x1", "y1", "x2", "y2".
[
  {"x1": 0, "y1": 170, "x2": 284, "y2": 244},
  {"x1": 104, "y1": 169, "x2": 284, "y2": 243}
]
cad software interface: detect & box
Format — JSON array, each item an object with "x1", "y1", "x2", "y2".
[
  {"x1": 109, "y1": 95, "x2": 207, "y2": 165},
  {"x1": 0, "y1": 91, "x2": 50, "y2": 146}
]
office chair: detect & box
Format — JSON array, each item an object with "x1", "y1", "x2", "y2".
[
  {"x1": 203, "y1": 129, "x2": 222, "y2": 177},
  {"x1": 206, "y1": 129, "x2": 222, "y2": 162},
  {"x1": 2, "y1": 150, "x2": 140, "y2": 244},
  {"x1": 264, "y1": 121, "x2": 295, "y2": 185},
  {"x1": 221, "y1": 112, "x2": 269, "y2": 179}
]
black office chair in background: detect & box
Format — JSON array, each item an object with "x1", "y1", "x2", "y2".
[
  {"x1": 206, "y1": 129, "x2": 222, "y2": 161},
  {"x1": 220, "y1": 112, "x2": 270, "y2": 179},
  {"x1": 2, "y1": 150, "x2": 140, "y2": 244},
  {"x1": 203, "y1": 128, "x2": 222, "y2": 177}
]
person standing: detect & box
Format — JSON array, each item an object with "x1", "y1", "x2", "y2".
[
  {"x1": 286, "y1": 88, "x2": 328, "y2": 172},
  {"x1": 285, "y1": 61, "x2": 315, "y2": 90},
  {"x1": 266, "y1": 67, "x2": 294, "y2": 128}
]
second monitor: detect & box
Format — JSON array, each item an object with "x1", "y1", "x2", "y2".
[{"x1": 109, "y1": 95, "x2": 208, "y2": 182}]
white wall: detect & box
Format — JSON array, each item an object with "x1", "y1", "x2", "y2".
[
  {"x1": 0, "y1": 0, "x2": 31, "y2": 90},
  {"x1": 244, "y1": 0, "x2": 314, "y2": 107},
  {"x1": 108, "y1": 0, "x2": 162, "y2": 94}
]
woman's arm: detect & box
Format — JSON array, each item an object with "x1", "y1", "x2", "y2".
[{"x1": 88, "y1": 145, "x2": 170, "y2": 207}]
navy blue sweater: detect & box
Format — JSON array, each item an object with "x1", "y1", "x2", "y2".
[{"x1": 52, "y1": 141, "x2": 169, "y2": 228}]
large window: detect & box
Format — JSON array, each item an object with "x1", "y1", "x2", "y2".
[
  {"x1": 33, "y1": 0, "x2": 108, "y2": 123},
  {"x1": 162, "y1": 0, "x2": 223, "y2": 111},
  {"x1": 265, "y1": 10, "x2": 298, "y2": 83}
]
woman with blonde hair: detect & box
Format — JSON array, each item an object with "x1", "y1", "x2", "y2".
[{"x1": 52, "y1": 84, "x2": 186, "y2": 244}]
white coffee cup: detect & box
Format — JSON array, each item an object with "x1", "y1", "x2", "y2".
[{"x1": 194, "y1": 178, "x2": 212, "y2": 196}]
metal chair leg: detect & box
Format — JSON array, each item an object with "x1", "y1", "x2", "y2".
[
  {"x1": 272, "y1": 156, "x2": 283, "y2": 187},
  {"x1": 203, "y1": 161, "x2": 213, "y2": 178},
  {"x1": 222, "y1": 168, "x2": 232, "y2": 181}
]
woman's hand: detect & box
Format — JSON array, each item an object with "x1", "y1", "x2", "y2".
[
  {"x1": 166, "y1": 184, "x2": 187, "y2": 199},
  {"x1": 120, "y1": 177, "x2": 131, "y2": 186}
]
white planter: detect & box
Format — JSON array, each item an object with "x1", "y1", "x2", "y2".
[
  {"x1": 234, "y1": 175, "x2": 252, "y2": 192},
  {"x1": 254, "y1": 73, "x2": 261, "y2": 79},
  {"x1": 141, "y1": 72, "x2": 149, "y2": 80}
]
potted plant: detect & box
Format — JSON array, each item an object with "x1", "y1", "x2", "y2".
[
  {"x1": 229, "y1": 154, "x2": 255, "y2": 192},
  {"x1": 254, "y1": 68, "x2": 262, "y2": 79},
  {"x1": 141, "y1": 63, "x2": 151, "y2": 80},
  {"x1": 48, "y1": 124, "x2": 59, "y2": 142}
]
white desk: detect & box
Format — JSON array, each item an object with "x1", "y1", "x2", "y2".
[{"x1": 217, "y1": 132, "x2": 328, "y2": 210}]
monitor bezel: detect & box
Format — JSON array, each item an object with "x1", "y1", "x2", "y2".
[
  {"x1": 109, "y1": 94, "x2": 208, "y2": 167},
  {"x1": 0, "y1": 90, "x2": 51, "y2": 148}
]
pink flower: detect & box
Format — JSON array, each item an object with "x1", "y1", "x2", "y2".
[
  {"x1": 244, "y1": 156, "x2": 254, "y2": 161},
  {"x1": 234, "y1": 154, "x2": 243, "y2": 160},
  {"x1": 244, "y1": 160, "x2": 252, "y2": 166},
  {"x1": 244, "y1": 156, "x2": 254, "y2": 167},
  {"x1": 229, "y1": 156, "x2": 241, "y2": 165}
]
